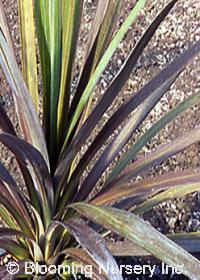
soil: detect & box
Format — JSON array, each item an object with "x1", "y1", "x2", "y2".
[{"x1": 0, "y1": 0, "x2": 200, "y2": 279}]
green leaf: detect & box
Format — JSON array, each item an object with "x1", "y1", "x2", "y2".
[
  {"x1": 63, "y1": 0, "x2": 147, "y2": 146},
  {"x1": 89, "y1": 0, "x2": 123, "y2": 69},
  {"x1": 71, "y1": 203, "x2": 200, "y2": 280},
  {"x1": 19, "y1": 0, "x2": 38, "y2": 110},
  {"x1": 57, "y1": 0, "x2": 83, "y2": 148},
  {"x1": 35, "y1": 0, "x2": 51, "y2": 140},
  {"x1": 35, "y1": 0, "x2": 61, "y2": 164},
  {"x1": 69, "y1": 0, "x2": 121, "y2": 121},
  {"x1": 48, "y1": 0, "x2": 61, "y2": 162},
  {"x1": 0, "y1": 239, "x2": 30, "y2": 260},
  {"x1": 81, "y1": 0, "x2": 110, "y2": 67},
  {"x1": 0, "y1": 204, "x2": 18, "y2": 229},
  {"x1": 77, "y1": 1, "x2": 124, "y2": 133}
]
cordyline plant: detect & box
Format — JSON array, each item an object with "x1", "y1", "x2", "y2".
[{"x1": 0, "y1": 0, "x2": 200, "y2": 279}]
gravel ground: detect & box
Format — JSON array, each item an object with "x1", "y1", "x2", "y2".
[{"x1": 0, "y1": 0, "x2": 200, "y2": 279}]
